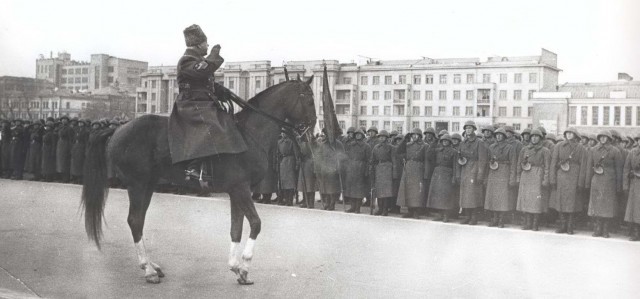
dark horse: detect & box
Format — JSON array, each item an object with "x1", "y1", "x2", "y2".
[{"x1": 81, "y1": 77, "x2": 316, "y2": 284}]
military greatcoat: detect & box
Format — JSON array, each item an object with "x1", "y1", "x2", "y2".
[
  {"x1": 549, "y1": 140, "x2": 587, "y2": 213},
  {"x1": 585, "y1": 143, "x2": 623, "y2": 218},
  {"x1": 315, "y1": 140, "x2": 345, "y2": 195},
  {"x1": 456, "y1": 134, "x2": 488, "y2": 209},
  {"x1": 70, "y1": 127, "x2": 89, "y2": 176},
  {"x1": 277, "y1": 136, "x2": 298, "y2": 190},
  {"x1": 484, "y1": 140, "x2": 518, "y2": 212},
  {"x1": 343, "y1": 139, "x2": 371, "y2": 198},
  {"x1": 516, "y1": 143, "x2": 551, "y2": 213},
  {"x1": 426, "y1": 144, "x2": 458, "y2": 210},
  {"x1": 371, "y1": 142, "x2": 394, "y2": 198},
  {"x1": 623, "y1": 148, "x2": 640, "y2": 223},
  {"x1": 41, "y1": 129, "x2": 57, "y2": 176},
  {"x1": 397, "y1": 141, "x2": 427, "y2": 208},
  {"x1": 297, "y1": 140, "x2": 317, "y2": 192},
  {"x1": 56, "y1": 124, "x2": 74, "y2": 174}
]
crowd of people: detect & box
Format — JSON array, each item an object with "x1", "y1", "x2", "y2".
[{"x1": 258, "y1": 122, "x2": 640, "y2": 241}]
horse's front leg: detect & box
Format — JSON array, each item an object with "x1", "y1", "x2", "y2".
[{"x1": 229, "y1": 184, "x2": 261, "y2": 285}]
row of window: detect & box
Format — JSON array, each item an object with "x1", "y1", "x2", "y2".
[
  {"x1": 356, "y1": 105, "x2": 533, "y2": 117},
  {"x1": 569, "y1": 105, "x2": 640, "y2": 127},
  {"x1": 357, "y1": 89, "x2": 536, "y2": 101},
  {"x1": 61, "y1": 77, "x2": 88, "y2": 84},
  {"x1": 62, "y1": 68, "x2": 89, "y2": 75},
  {"x1": 355, "y1": 72, "x2": 538, "y2": 86}
]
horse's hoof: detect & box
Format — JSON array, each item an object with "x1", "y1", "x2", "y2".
[
  {"x1": 145, "y1": 274, "x2": 161, "y2": 284},
  {"x1": 155, "y1": 268, "x2": 165, "y2": 278},
  {"x1": 237, "y1": 269, "x2": 254, "y2": 285}
]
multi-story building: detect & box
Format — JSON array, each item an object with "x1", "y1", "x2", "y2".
[
  {"x1": 532, "y1": 73, "x2": 640, "y2": 136},
  {"x1": 0, "y1": 76, "x2": 54, "y2": 119},
  {"x1": 36, "y1": 52, "x2": 147, "y2": 94},
  {"x1": 135, "y1": 49, "x2": 560, "y2": 134}
]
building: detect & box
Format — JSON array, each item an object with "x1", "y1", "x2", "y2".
[
  {"x1": 135, "y1": 49, "x2": 560, "y2": 134},
  {"x1": 0, "y1": 76, "x2": 54, "y2": 119},
  {"x1": 36, "y1": 52, "x2": 148, "y2": 94},
  {"x1": 532, "y1": 73, "x2": 640, "y2": 136}
]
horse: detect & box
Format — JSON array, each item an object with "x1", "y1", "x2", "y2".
[{"x1": 81, "y1": 77, "x2": 316, "y2": 284}]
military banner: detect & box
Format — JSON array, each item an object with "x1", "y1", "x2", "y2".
[{"x1": 322, "y1": 65, "x2": 340, "y2": 146}]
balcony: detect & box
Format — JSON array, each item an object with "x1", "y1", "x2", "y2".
[
  {"x1": 334, "y1": 97, "x2": 350, "y2": 104},
  {"x1": 393, "y1": 98, "x2": 406, "y2": 104},
  {"x1": 334, "y1": 84, "x2": 356, "y2": 90}
]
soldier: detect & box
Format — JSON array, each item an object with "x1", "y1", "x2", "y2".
[
  {"x1": 41, "y1": 121, "x2": 57, "y2": 182},
  {"x1": 251, "y1": 140, "x2": 277, "y2": 204},
  {"x1": 343, "y1": 126, "x2": 356, "y2": 145},
  {"x1": 371, "y1": 130, "x2": 395, "y2": 216},
  {"x1": 549, "y1": 127, "x2": 587, "y2": 234},
  {"x1": 297, "y1": 133, "x2": 317, "y2": 209},
  {"x1": 587, "y1": 134, "x2": 598, "y2": 148},
  {"x1": 456, "y1": 121, "x2": 488, "y2": 225},
  {"x1": 423, "y1": 127, "x2": 437, "y2": 147},
  {"x1": 480, "y1": 125, "x2": 495, "y2": 147},
  {"x1": 389, "y1": 133, "x2": 405, "y2": 214},
  {"x1": 484, "y1": 128, "x2": 518, "y2": 228},
  {"x1": 397, "y1": 128, "x2": 426, "y2": 218},
  {"x1": 315, "y1": 132, "x2": 345, "y2": 211},
  {"x1": 389, "y1": 131, "x2": 399, "y2": 143},
  {"x1": 343, "y1": 129, "x2": 371, "y2": 213},
  {"x1": 623, "y1": 133, "x2": 640, "y2": 241},
  {"x1": 521, "y1": 128, "x2": 532, "y2": 147},
  {"x1": 437, "y1": 129, "x2": 448, "y2": 139},
  {"x1": 585, "y1": 130, "x2": 624, "y2": 238},
  {"x1": 516, "y1": 129, "x2": 551, "y2": 231},
  {"x1": 426, "y1": 134, "x2": 458, "y2": 222},
  {"x1": 364, "y1": 126, "x2": 380, "y2": 207},
  {"x1": 0, "y1": 120, "x2": 9, "y2": 177},
  {"x1": 26, "y1": 122, "x2": 43, "y2": 181},
  {"x1": 276, "y1": 129, "x2": 298, "y2": 206},
  {"x1": 10, "y1": 119, "x2": 26, "y2": 180},
  {"x1": 70, "y1": 119, "x2": 89, "y2": 184},
  {"x1": 56, "y1": 115, "x2": 74, "y2": 182}
]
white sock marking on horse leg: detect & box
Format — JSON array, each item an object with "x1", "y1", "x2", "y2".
[
  {"x1": 229, "y1": 242, "x2": 241, "y2": 269},
  {"x1": 135, "y1": 239, "x2": 158, "y2": 278},
  {"x1": 241, "y1": 238, "x2": 256, "y2": 272}
]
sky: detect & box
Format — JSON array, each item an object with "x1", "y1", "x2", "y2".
[{"x1": 1, "y1": 0, "x2": 639, "y2": 84}]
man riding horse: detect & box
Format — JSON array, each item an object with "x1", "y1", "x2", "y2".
[{"x1": 169, "y1": 24, "x2": 248, "y2": 182}]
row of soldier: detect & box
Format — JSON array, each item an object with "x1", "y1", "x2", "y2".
[
  {"x1": 257, "y1": 122, "x2": 640, "y2": 241},
  {"x1": 0, "y1": 117, "x2": 123, "y2": 184}
]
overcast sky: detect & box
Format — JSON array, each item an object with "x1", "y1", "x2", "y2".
[{"x1": 1, "y1": 0, "x2": 638, "y2": 83}]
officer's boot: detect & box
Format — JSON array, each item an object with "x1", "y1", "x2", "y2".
[
  {"x1": 469, "y1": 209, "x2": 478, "y2": 225},
  {"x1": 382, "y1": 199, "x2": 391, "y2": 216},
  {"x1": 354, "y1": 198, "x2": 362, "y2": 214},
  {"x1": 345, "y1": 198, "x2": 355, "y2": 213},
  {"x1": 497, "y1": 212, "x2": 505, "y2": 228},
  {"x1": 592, "y1": 218, "x2": 603, "y2": 237},
  {"x1": 489, "y1": 212, "x2": 498, "y2": 227},
  {"x1": 532, "y1": 214, "x2": 540, "y2": 231},
  {"x1": 567, "y1": 213, "x2": 575, "y2": 235},
  {"x1": 402, "y1": 208, "x2": 415, "y2": 219},
  {"x1": 286, "y1": 190, "x2": 294, "y2": 206},
  {"x1": 307, "y1": 192, "x2": 315, "y2": 209},
  {"x1": 602, "y1": 219, "x2": 610, "y2": 238},
  {"x1": 460, "y1": 209, "x2": 471, "y2": 224},
  {"x1": 556, "y1": 213, "x2": 567, "y2": 233},
  {"x1": 329, "y1": 194, "x2": 337, "y2": 211}
]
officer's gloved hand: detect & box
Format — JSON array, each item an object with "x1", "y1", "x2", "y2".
[{"x1": 211, "y1": 44, "x2": 221, "y2": 55}]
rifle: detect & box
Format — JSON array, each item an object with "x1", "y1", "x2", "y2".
[{"x1": 370, "y1": 163, "x2": 376, "y2": 215}]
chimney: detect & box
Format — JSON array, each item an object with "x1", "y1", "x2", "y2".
[{"x1": 618, "y1": 72, "x2": 633, "y2": 81}]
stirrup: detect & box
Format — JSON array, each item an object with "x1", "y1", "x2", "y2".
[{"x1": 185, "y1": 163, "x2": 212, "y2": 189}]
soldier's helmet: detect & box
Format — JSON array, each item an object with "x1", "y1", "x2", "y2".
[
  {"x1": 423, "y1": 127, "x2": 436, "y2": 137},
  {"x1": 346, "y1": 126, "x2": 356, "y2": 134},
  {"x1": 367, "y1": 126, "x2": 378, "y2": 134},
  {"x1": 412, "y1": 128, "x2": 423, "y2": 136},
  {"x1": 504, "y1": 126, "x2": 515, "y2": 134},
  {"x1": 438, "y1": 129, "x2": 449, "y2": 137},
  {"x1": 45, "y1": 121, "x2": 54, "y2": 128},
  {"x1": 564, "y1": 127, "x2": 579, "y2": 139},
  {"x1": 536, "y1": 126, "x2": 547, "y2": 136},
  {"x1": 588, "y1": 134, "x2": 597, "y2": 141},
  {"x1": 546, "y1": 133, "x2": 556, "y2": 141},
  {"x1": 494, "y1": 127, "x2": 507, "y2": 139},
  {"x1": 184, "y1": 24, "x2": 207, "y2": 47},
  {"x1": 463, "y1": 120, "x2": 477, "y2": 131},
  {"x1": 354, "y1": 129, "x2": 366, "y2": 138},
  {"x1": 481, "y1": 125, "x2": 494, "y2": 133},
  {"x1": 389, "y1": 130, "x2": 399, "y2": 137},
  {"x1": 521, "y1": 128, "x2": 532, "y2": 136},
  {"x1": 530, "y1": 129, "x2": 543, "y2": 139},
  {"x1": 71, "y1": 117, "x2": 79, "y2": 123},
  {"x1": 60, "y1": 115, "x2": 70, "y2": 121},
  {"x1": 378, "y1": 130, "x2": 389, "y2": 138},
  {"x1": 451, "y1": 133, "x2": 462, "y2": 142},
  {"x1": 609, "y1": 129, "x2": 621, "y2": 140},
  {"x1": 439, "y1": 134, "x2": 452, "y2": 143},
  {"x1": 597, "y1": 130, "x2": 613, "y2": 142}
]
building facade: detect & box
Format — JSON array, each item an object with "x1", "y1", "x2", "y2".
[{"x1": 36, "y1": 52, "x2": 147, "y2": 94}]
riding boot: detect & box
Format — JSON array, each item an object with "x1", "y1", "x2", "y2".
[
  {"x1": 602, "y1": 219, "x2": 610, "y2": 238},
  {"x1": 382, "y1": 199, "x2": 390, "y2": 216},
  {"x1": 354, "y1": 198, "x2": 362, "y2": 214},
  {"x1": 402, "y1": 208, "x2": 415, "y2": 219},
  {"x1": 533, "y1": 214, "x2": 540, "y2": 231},
  {"x1": 328, "y1": 194, "x2": 337, "y2": 211},
  {"x1": 631, "y1": 224, "x2": 640, "y2": 241},
  {"x1": 469, "y1": 209, "x2": 478, "y2": 225},
  {"x1": 567, "y1": 213, "x2": 575, "y2": 235},
  {"x1": 345, "y1": 198, "x2": 355, "y2": 213},
  {"x1": 592, "y1": 218, "x2": 602, "y2": 237},
  {"x1": 460, "y1": 209, "x2": 471, "y2": 224},
  {"x1": 556, "y1": 213, "x2": 567, "y2": 233},
  {"x1": 497, "y1": 212, "x2": 505, "y2": 228},
  {"x1": 488, "y1": 212, "x2": 498, "y2": 227},
  {"x1": 306, "y1": 192, "x2": 315, "y2": 209}
]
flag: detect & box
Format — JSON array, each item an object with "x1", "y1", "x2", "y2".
[{"x1": 322, "y1": 65, "x2": 340, "y2": 146}]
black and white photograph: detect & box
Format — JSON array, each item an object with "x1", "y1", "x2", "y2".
[{"x1": 1, "y1": 0, "x2": 639, "y2": 298}]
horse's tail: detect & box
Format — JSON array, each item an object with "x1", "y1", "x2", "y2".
[{"x1": 81, "y1": 128, "x2": 115, "y2": 249}]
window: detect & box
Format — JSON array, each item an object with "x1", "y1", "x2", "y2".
[
  {"x1": 581, "y1": 106, "x2": 588, "y2": 126},
  {"x1": 361, "y1": 76, "x2": 368, "y2": 85},
  {"x1": 342, "y1": 77, "x2": 352, "y2": 84},
  {"x1": 372, "y1": 106, "x2": 379, "y2": 115},
  {"x1": 569, "y1": 106, "x2": 578, "y2": 125},
  {"x1": 438, "y1": 106, "x2": 446, "y2": 115},
  {"x1": 498, "y1": 107, "x2": 507, "y2": 116},
  {"x1": 82, "y1": 77, "x2": 88, "y2": 83},
  {"x1": 424, "y1": 107, "x2": 432, "y2": 116},
  {"x1": 453, "y1": 74, "x2": 461, "y2": 84},
  {"x1": 413, "y1": 91, "x2": 420, "y2": 101},
  {"x1": 465, "y1": 106, "x2": 474, "y2": 116},
  {"x1": 528, "y1": 107, "x2": 533, "y2": 117},
  {"x1": 500, "y1": 73, "x2": 507, "y2": 83},
  {"x1": 359, "y1": 120, "x2": 367, "y2": 128},
  {"x1": 482, "y1": 74, "x2": 491, "y2": 83},
  {"x1": 394, "y1": 106, "x2": 404, "y2": 116},
  {"x1": 398, "y1": 75, "x2": 406, "y2": 84},
  {"x1": 514, "y1": 73, "x2": 522, "y2": 83},
  {"x1": 151, "y1": 80, "x2": 156, "y2": 88},
  {"x1": 82, "y1": 68, "x2": 88, "y2": 74},
  {"x1": 513, "y1": 107, "x2": 521, "y2": 117},
  {"x1": 144, "y1": 81, "x2": 148, "y2": 88},
  {"x1": 439, "y1": 90, "x2": 447, "y2": 100},
  {"x1": 62, "y1": 69, "x2": 67, "y2": 75},
  {"x1": 412, "y1": 106, "x2": 420, "y2": 116},
  {"x1": 384, "y1": 76, "x2": 392, "y2": 85},
  {"x1": 255, "y1": 78, "x2": 261, "y2": 89},
  {"x1": 61, "y1": 78, "x2": 67, "y2": 84},
  {"x1": 229, "y1": 79, "x2": 235, "y2": 89},
  {"x1": 603, "y1": 106, "x2": 610, "y2": 125},
  {"x1": 466, "y1": 90, "x2": 474, "y2": 100},
  {"x1": 614, "y1": 106, "x2": 621, "y2": 126},
  {"x1": 151, "y1": 93, "x2": 156, "y2": 101},
  {"x1": 592, "y1": 106, "x2": 599, "y2": 125},
  {"x1": 336, "y1": 105, "x2": 350, "y2": 115},
  {"x1": 412, "y1": 121, "x2": 419, "y2": 129},
  {"x1": 413, "y1": 75, "x2": 421, "y2": 85},
  {"x1": 453, "y1": 90, "x2": 460, "y2": 100},
  {"x1": 637, "y1": 107, "x2": 640, "y2": 126},
  {"x1": 513, "y1": 123, "x2": 521, "y2": 131},
  {"x1": 338, "y1": 121, "x2": 345, "y2": 130},
  {"x1": 424, "y1": 122, "x2": 432, "y2": 129},
  {"x1": 452, "y1": 122, "x2": 460, "y2": 132},
  {"x1": 528, "y1": 90, "x2": 535, "y2": 100},
  {"x1": 425, "y1": 91, "x2": 433, "y2": 100},
  {"x1": 625, "y1": 107, "x2": 632, "y2": 126},
  {"x1": 108, "y1": 76, "x2": 114, "y2": 83},
  {"x1": 383, "y1": 121, "x2": 390, "y2": 131},
  {"x1": 360, "y1": 91, "x2": 367, "y2": 100},
  {"x1": 360, "y1": 106, "x2": 367, "y2": 115},
  {"x1": 384, "y1": 91, "x2": 391, "y2": 100},
  {"x1": 372, "y1": 76, "x2": 380, "y2": 85},
  {"x1": 439, "y1": 74, "x2": 447, "y2": 84},
  {"x1": 372, "y1": 91, "x2": 379, "y2": 100},
  {"x1": 108, "y1": 66, "x2": 114, "y2": 73},
  {"x1": 453, "y1": 107, "x2": 460, "y2": 116},
  {"x1": 529, "y1": 72, "x2": 538, "y2": 83},
  {"x1": 394, "y1": 90, "x2": 405, "y2": 100},
  {"x1": 66, "y1": 102, "x2": 70, "y2": 109},
  {"x1": 499, "y1": 90, "x2": 507, "y2": 100},
  {"x1": 513, "y1": 90, "x2": 522, "y2": 100},
  {"x1": 425, "y1": 75, "x2": 433, "y2": 84},
  {"x1": 466, "y1": 74, "x2": 474, "y2": 84},
  {"x1": 384, "y1": 106, "x2": 391, "y2": 116}
]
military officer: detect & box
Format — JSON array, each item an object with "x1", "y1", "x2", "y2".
[{"x1": 276, "y1": 129, "x2": 298, "y2": 206}]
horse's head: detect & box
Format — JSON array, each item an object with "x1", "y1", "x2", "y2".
[{"x1": 281, "y1": 76, "x2": 316, "y2": 134}]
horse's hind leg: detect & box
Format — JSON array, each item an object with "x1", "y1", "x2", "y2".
[
  {"x1": 128, "y1": 180, "x2": 163, "y2": 283},
  {"x1": 228, "y1": 182, "x2": 261, "y2": 285}
]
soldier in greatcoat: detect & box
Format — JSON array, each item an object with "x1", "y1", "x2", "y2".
[
  {"x1": 276, "y1": 130, "x2": 298, "y2": 206},
  {"x1": 251, "y1": 140, "x2": 277, "y2": 204},
  {"x1": 364, "y1": 126, "x2": 380, "y2": 207},
  {"x1": 70, "y1": 119, "x2": 89, "y2": 184},
  {"x1": 623, "y1": 133, "x2": 640, "y2": 241},
  {"x1": 26, "y1": 122, "x2": 43, "y2": 181},
  {"x1": 315, "y1": 133, "x2": 345, "y2": 211},
  {"x1": 0, "y1": 120, "x2": 11, "y2": 178},
  {"x1": 41, "y1": 121, "x2": 57, "y2": 182},
  {"x1": 10, "y1": 119, "x2": 26, "y2": 180},
  {"x1": 484, "y1": 128, "x2": 518, "y2": 228},
  {"x1": 389, "y1": 134, "x2": 405, "y2": 214},
  {"x1": 56, "y1": 115, "x2": 74, "y2": 182},
  {"x1": 481, "y1": 126, "x2": 496, "y2": 147},
  {"x1": 520, "y1": 128, "x2": 531, "y2": 147},
  {"x1": 371, "y1": 130, "x2": 395, "y2": 216},
  {"x1": 425, "y1": 134, "x2": 458, "y2": 222},
  {"x1": 549, "y1": 127, "x2": 587, "y2": 234},
  {"x1": 343, "y1": 129, "x2": 371, "y2": 213},
  {"x1": 297, "y1": 134, "x2": 317, "y2": 208},
  {"x1": 397, "y1": 128, "x2": 427, "y2": 219},
  {"x1": 456, "y1": 121, "x2": 488, "y2": 225},
  {"x1": 585, "y1": 130, "x2": 624, "y2": 238},
  {"x1": 516, "y1": 129, "x2": 551, "y2": 231}
]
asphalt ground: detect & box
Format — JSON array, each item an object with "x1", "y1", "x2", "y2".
[{"x1": 1, "y1": 179, "x2": 639, "y2": 298}]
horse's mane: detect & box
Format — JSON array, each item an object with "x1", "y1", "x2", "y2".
[{"x1": 235, "y1": 80, "x2": 300, "y2": 122}]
